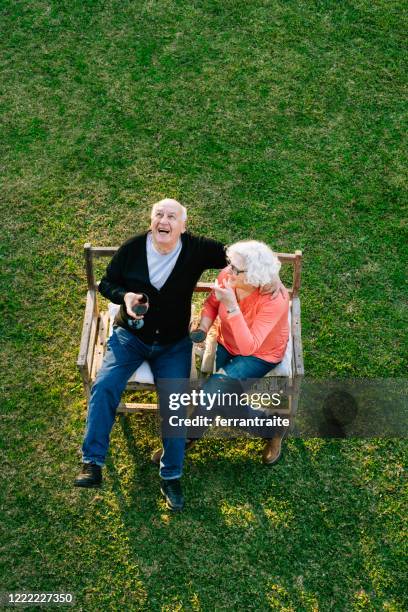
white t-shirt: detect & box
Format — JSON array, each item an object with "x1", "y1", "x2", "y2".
[{"x1": 146, "y1": 232, "x2": 182, "y2": 290}]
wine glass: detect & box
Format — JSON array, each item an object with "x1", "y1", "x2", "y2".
[
  {"x1": 128, "y1": 293, "x2": 149, "y2": 330},
  {"x1": 189, "y1": 324, "x2": 207, "y2": 343}
]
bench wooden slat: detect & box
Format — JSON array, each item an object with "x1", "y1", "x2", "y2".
[
  {"x1": 195, "y1": 282, "x2": 214, "y2": 292},
  {"x1": 77, "y1": 289, "x2": 96, "y2": 367},
  {"x1": 117, "y1": 402, "x2": 158, "y2": 413},
  {"x1": 91, "y1": 311, "x2": 109, "y2": 381},
  {"x1": 85, "y1": 314, "x2": 98, "y2": 379},
  {"x1": 292, "y1": 250, "x2": 302, "y2": 298},
  {"x1": 90, "y1": 246, "x2": 119, "y2": 257},
  {"x1": 292, "y1": 297, "x2": 304, "y2": 377},
  {"x1": 89, "y1": 246, "x2": 299, "y2": 263}
]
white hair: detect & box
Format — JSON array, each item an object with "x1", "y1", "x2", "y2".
[
  {"x1": 226, "y1": 240, "x2": 281, "y2": 287},
  {"x1": 151, "y1": 198, "x2": 187, "y2": 221}
]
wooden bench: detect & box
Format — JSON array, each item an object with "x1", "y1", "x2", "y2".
[{"x1": 77, "y1": 244, "x2": 304, "y2": 416}]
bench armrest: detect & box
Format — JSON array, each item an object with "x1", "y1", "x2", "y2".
[
  {"x1": 194, "y1": 282, "x2": 214, "y2": 293},
  {"x1": 291, "y1": 297, "x2": 304, "y2": 377},
  {"x1": 77, "y1": 289, "x2": 97, "y2": 374}
]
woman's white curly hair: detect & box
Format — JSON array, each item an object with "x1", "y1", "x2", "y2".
[{"x1": 226, "y1": 240, "x2": 281, "y2": 288}]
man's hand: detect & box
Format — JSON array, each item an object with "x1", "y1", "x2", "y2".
[
  {"x1": 260, "y1": 278, "x2": 286, "y2": 300},
  {"x1": 214, "y1": 278, "x2": 238, "y2": 310},
  {"x1": 124, "y1": 292, "x2": 144, "y2": 319}
]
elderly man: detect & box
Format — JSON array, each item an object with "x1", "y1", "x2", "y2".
[{"x1": 74, "y1": 199, "x2": 226, "y2": 510}]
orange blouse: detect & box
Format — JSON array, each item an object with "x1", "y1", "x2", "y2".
[{"x1": 201, "y1": 268, "x2": 289, "y2": 363}]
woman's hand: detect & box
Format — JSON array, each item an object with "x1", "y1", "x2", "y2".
[{"x1": 214, "y1": 277, "x2": 238, "y2": 310}]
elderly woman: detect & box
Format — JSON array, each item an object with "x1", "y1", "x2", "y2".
[{"x1": 193, "y1": 240, "x2": 290, "y2": 464}]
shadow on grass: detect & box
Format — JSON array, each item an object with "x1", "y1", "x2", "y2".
[{"x1": 103, "y1": 415, "x2": 405, "y2": 609}]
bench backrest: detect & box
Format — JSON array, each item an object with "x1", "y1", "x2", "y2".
[{"x1": 83, "y1": 243, "x2": 302, "y2": 298}]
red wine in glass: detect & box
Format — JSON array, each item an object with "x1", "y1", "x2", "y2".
[
  {"x1": 128, "y1": 293, "x2": 149, "y2": 329},
  {"x1": 189, "y1": 327, "x2": 207, "y2": 343}
]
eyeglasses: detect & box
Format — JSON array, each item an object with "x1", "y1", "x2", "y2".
[{"x1": 226, "y1": 257, "x2": 247, "y2": 275}]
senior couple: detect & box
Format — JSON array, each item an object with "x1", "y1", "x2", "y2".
[{"x1": 74, "y1": 199, "x2": 289, "y2": 511}]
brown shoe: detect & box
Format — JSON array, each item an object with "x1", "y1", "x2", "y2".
[
  {"x1": 262, "y1": 435, "x2": 283, "y2": 466},
  {"x1": 151, "y1": 439, "x2": 196, "y2": 466}
]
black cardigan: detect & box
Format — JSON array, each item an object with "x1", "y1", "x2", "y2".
[{"x1": 99, "y1": 231, "x2": 227, "y2": 344}]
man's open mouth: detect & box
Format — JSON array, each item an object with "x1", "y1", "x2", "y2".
[{"x1": 158, "y1": 229, "x2": 170, "y2": 235}]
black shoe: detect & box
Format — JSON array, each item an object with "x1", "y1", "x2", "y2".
[
  {"x1": 160, "y1": 478, "x2": 184, "y2": 511},
  {"x1": 74, "y1": 462, "x2": 102, "y2": 488}
]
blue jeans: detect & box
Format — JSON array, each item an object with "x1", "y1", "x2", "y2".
[
  {"x1": 215, "y1": 343, "x2": 278, "y2": 379},
  {"x1": 82, "y1": 326, "x2": 192, "y2": 480},
  {"x1": 187, "y1": 344, "x2": 280, "y2": 439}
]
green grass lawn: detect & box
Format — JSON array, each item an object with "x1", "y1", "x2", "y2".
[{"x1": 1, "y1": 0, "x2": 407, "y2": 610}]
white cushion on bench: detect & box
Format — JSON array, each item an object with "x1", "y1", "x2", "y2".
[
  {"x1": 108, "y1": 301, "x2": 293, "y2": 384},
  {"x1": 108, "y1": 303, "x2": 155, "y2": 384},
  {"x1": 201, "y1": 306, "x2": 293, "y2": 378},
  {"x1": 266, "y1": 307, "x2": 292, "y2": 377}
]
